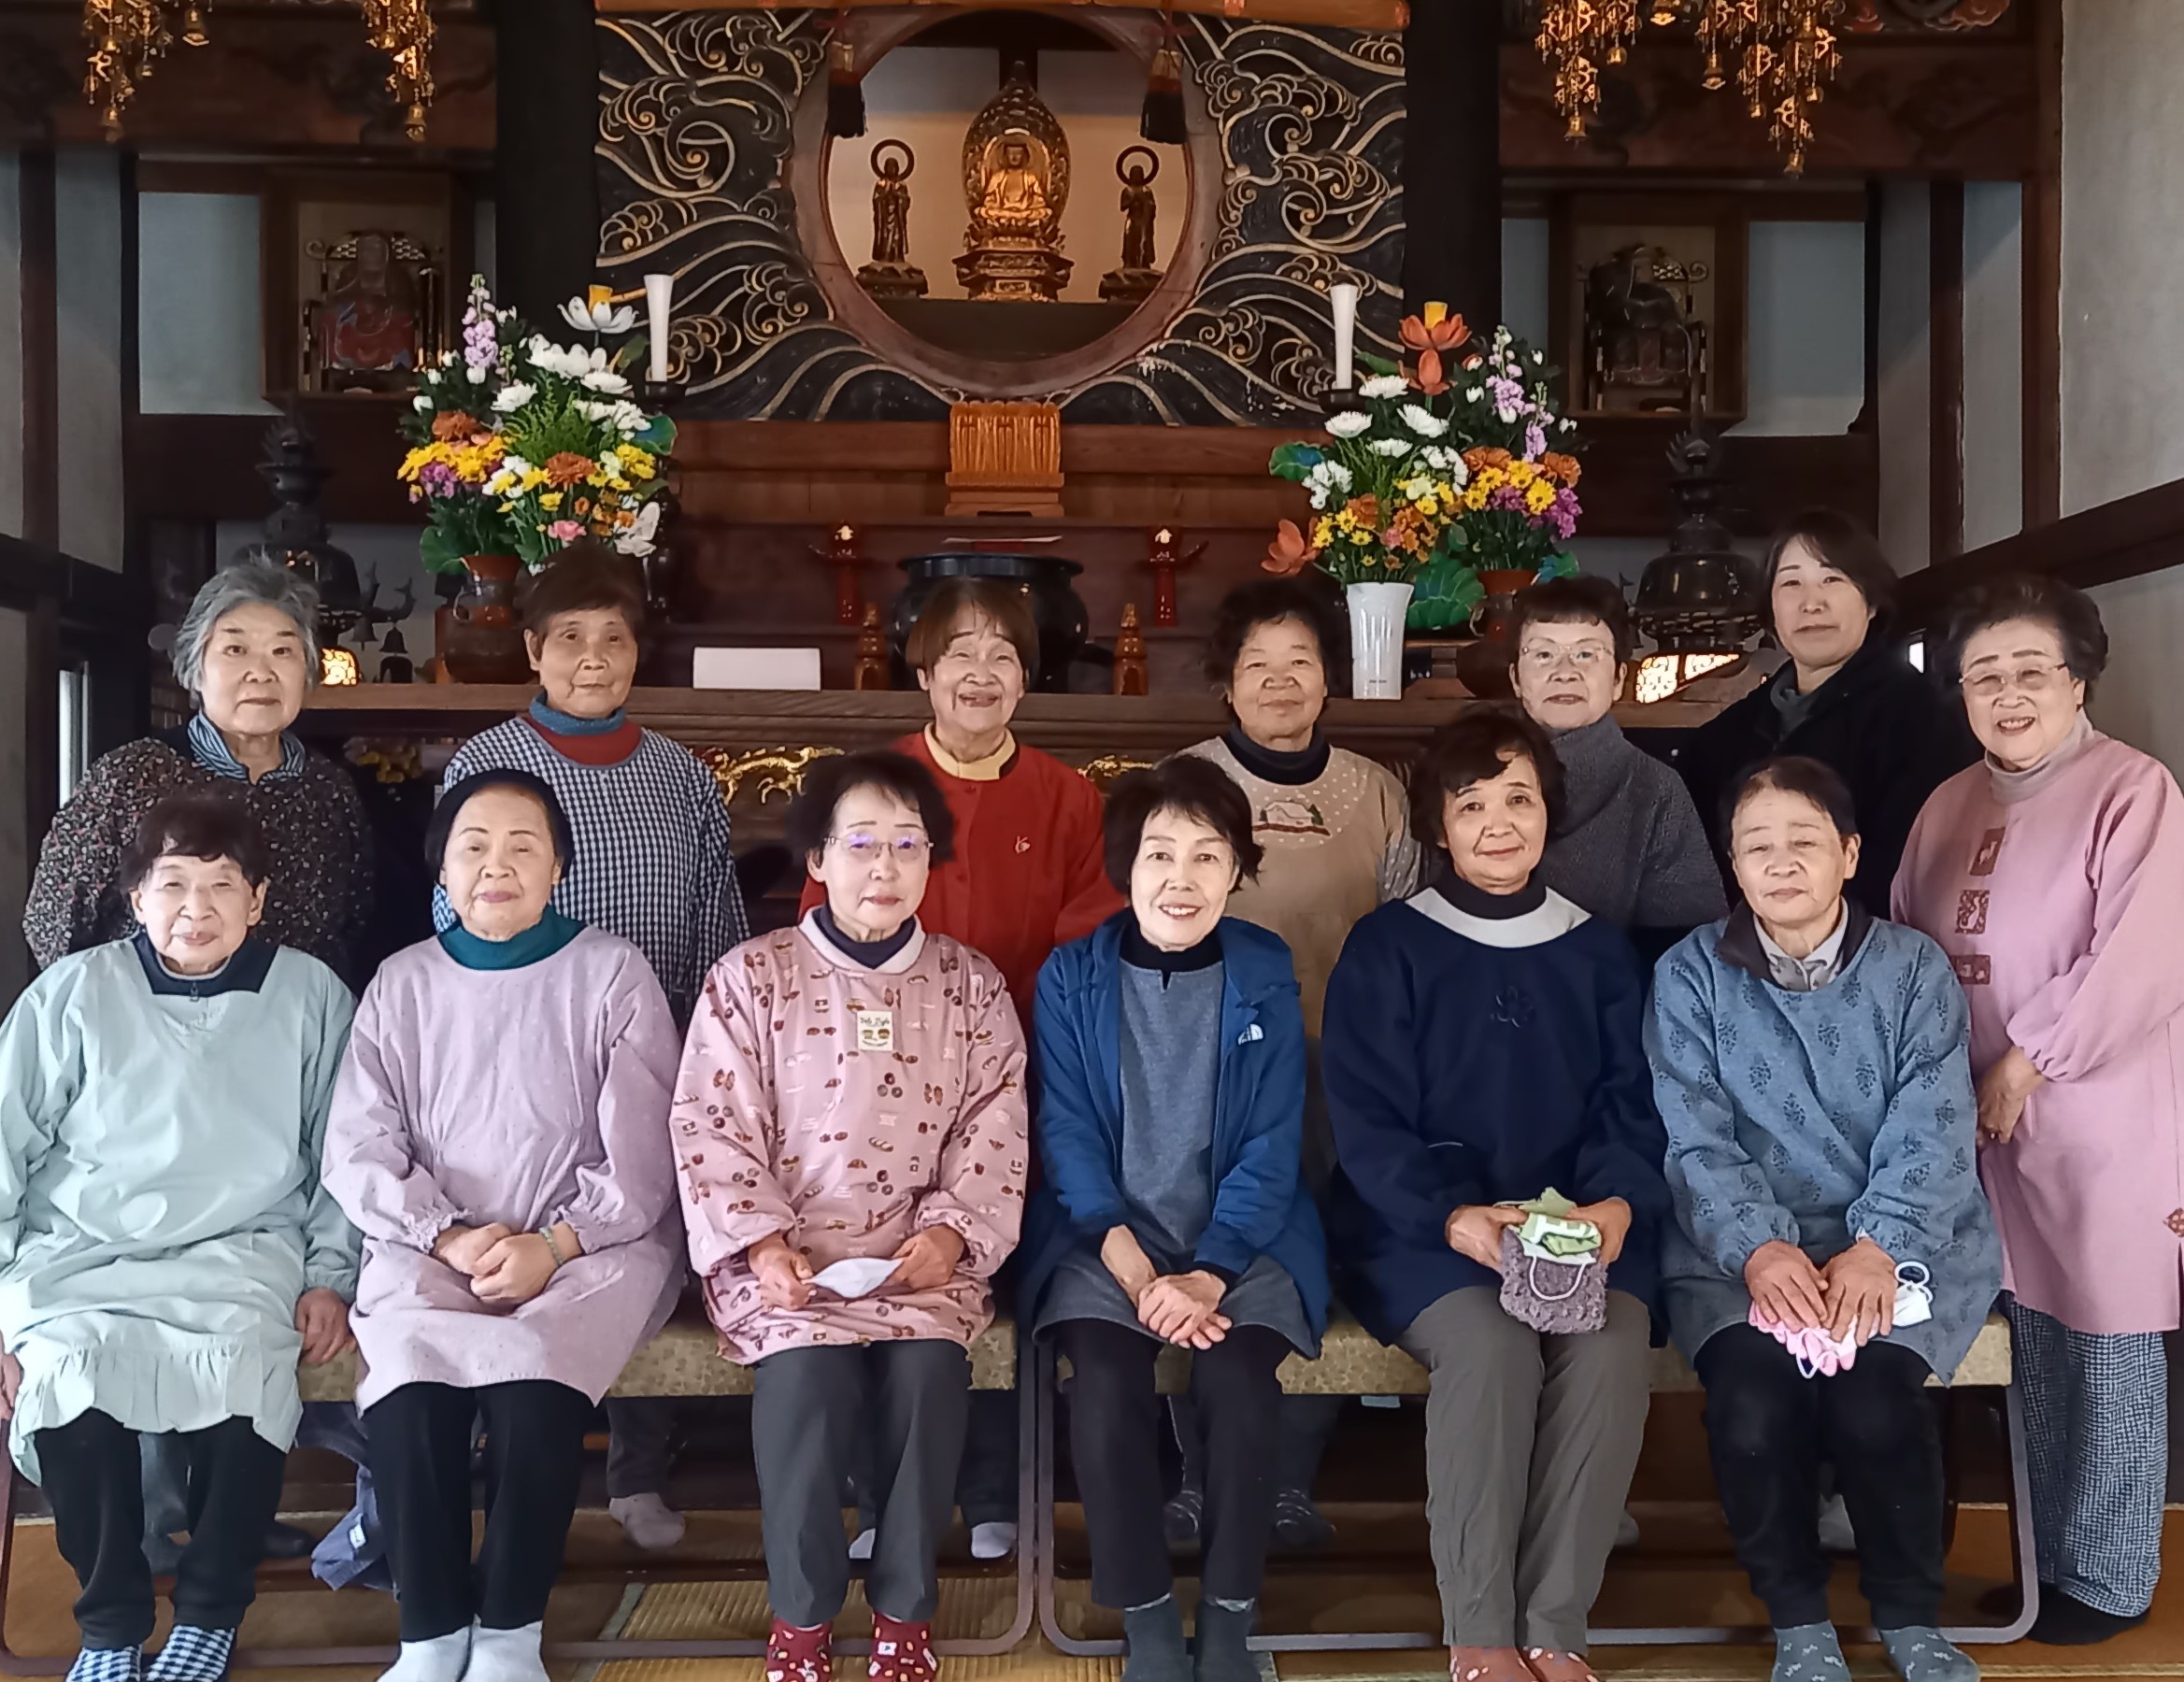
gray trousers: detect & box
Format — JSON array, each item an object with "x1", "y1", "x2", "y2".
[
  {"x1": 752, "y1": 1339, "x2": 970, "y2": 1627},
  {"x1": 1399, "y1": 1286, "x2": 1650, "y2": 1652}
]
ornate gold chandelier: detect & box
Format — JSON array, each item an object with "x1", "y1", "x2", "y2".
[
  {"x1": 82, "y1": 0, "x2": 436, "y2": 141},
  {"x1": 1535, "y1": 0, "x2": 1842, "y2": 174}
]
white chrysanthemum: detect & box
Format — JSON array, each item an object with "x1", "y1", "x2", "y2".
[
  {"x1": 492, "y1": 383, "x2": 536, "y2": 414},
  {"x1": 412, "y1": 394, "x2": 433, "y2": 412},
  {"x1": 1464, "y1": 387, "x2": 1484, "y2": 403},
  {"x1": 1358, "y1": 374, "x2": 1408, "y2": 401},
  {"x1": 561, "y1": 295, "x2": 637, "y2": 336},
  {"x1": 1369, "y1": 437, "x2": 1413, "y2": 458},
  {"x1": 1400, "y1": 404, "x2": 1449, "y2": 438},
  {"x1": 1326, "y1": 410, "x2": 1373, "y2": 438},
  {"x1": 612, "y1": 401, "x2": 649, "y2": 435},
  {"x1": 465, "y1": 365, "x2": 486, "y2": 385}
]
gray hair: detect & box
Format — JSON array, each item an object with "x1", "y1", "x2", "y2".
[{"x1": 172, "y1": 563, "x2": 321, "y2": 697}]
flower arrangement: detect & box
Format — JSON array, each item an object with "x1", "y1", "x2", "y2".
[
  {"x1": 399, "y1": 277, "x2": 677, "y2": 573},
  {"x1": 1264, "y1": 306, "x2": 1584, "y2": 629}
]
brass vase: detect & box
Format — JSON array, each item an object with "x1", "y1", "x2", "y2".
[{"x1": 441, "y1": 554, "x2": 531, "y2": 685}]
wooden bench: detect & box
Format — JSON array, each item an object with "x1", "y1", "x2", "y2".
[
  {"x1": 0, "y1": 1313, "x2": 1030, "y2": 1675},
  {"x1": 1032, "y1": 1312, "x2": 2035, "y2": 1656}
]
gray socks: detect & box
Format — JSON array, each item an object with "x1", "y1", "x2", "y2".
[
  {"x1": 1879, "y1": 1628, "x2": 1979, "y2": 1682},
  {"x1": 1122, "y1": 1597, "x2": 1191, "y2": 1682},
  {"x1": 1193, "y1": 1598, "x2": 1259, "y2": 1682},
  {"x1": 1772, "y1": 1623, "x2": 1852, "y2": 1682}
]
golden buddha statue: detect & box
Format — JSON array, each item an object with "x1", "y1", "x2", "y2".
[{"x1": 955, "y1": 67, "x2": 1073, "y2": 303}]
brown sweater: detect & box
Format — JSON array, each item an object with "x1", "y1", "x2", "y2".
[{"x1": 23, "y1": 729, "x2": 375, "y2": 989}]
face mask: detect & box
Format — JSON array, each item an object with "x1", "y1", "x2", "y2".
[{"x1": 1749, "y1": 1262, "x2": 1935, "y2": 1377}]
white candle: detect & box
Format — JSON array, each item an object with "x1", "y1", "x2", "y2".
[
  {"x1": 643, "y1": 272, "x2": 675, "y2": 384},
  {"x1": 1330, "y1": 281, "x2": 1359, "y2": 392}
]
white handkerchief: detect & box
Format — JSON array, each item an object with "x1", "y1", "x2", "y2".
[{"x1": 809, "y1": 1257, "x2": 902, "y2": 1299}]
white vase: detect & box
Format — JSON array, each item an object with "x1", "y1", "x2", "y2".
[{"x1": 1346, "y1": 580, "x2": 1413, "y2": 701}]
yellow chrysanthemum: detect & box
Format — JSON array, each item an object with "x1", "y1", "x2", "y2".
[
  {"x1": 621, "y1": 448, "x2": 658, "y2": 480},
  {"x1": 1506, "y1": 460, "x2": 1537, "y2": 489},
  {"x1": 1462, "y1": 483, "x2": 1491, "y2": 511},
  {"x1": 1524, "y1": 478, "x2": 1556, "y2": 515},
  {"x1": 538, "y1": 492, "x2": 565, "y2": 513}
]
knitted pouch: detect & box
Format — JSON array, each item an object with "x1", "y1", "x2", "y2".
[{"x1": 1499, "y1": 1228, "x2": 1607, "y2": 1334}]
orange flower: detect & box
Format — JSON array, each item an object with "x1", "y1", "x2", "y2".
[
  {"x1": 1541, "y1": 451, "x2": 1582, "y2": 488},
  {"x1": 1400, "y1": 308, "x2": 1468, "y2": 353},
  {"x1": 431, "y1": 411, "x2": 483, "y2": 442},
  {"x1": 1415, "y1": 348, "x2": 1450, "y2": 395},
  {"x1": 1342, "y1": 493, "x2": 1381, "y2": 530},
  {"x1": 1463, "y1": 353, "x2": 1485, "y2": 370},
  {"x1": 1263, "y1": 519, "x2": 1317, "y2": 577},
  {"x1": 544, "y1": 451, "x2": 594, "y2": 488},
  {"x1": 1463, "y1": 447, "x2": 1513, "y2": 473}
]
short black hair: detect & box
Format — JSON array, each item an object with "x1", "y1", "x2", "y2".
[
  {"x1": 1762, "y1": 509, "x2": 1902, "y2": 634},
  {"x1": 1201, "y1": 576, "x2": 1351, "y2": 694},
  {"x1": 426, "y1": 767, "x2": 578, "y2": 871},
  {"x1": 1408, "y1": 706, "x2": 1566, "y2": 854},
  {"x1": 1506, "y1": 575, "x2": 1634, "y2": 667},
  {"x1": 1721, "y1": 754, "x2": 1860, "y2": 842},
  {"x1": 121, "y1": 791, "x2": 271, "y2": 889},
  {"x1": 903, "y1": 578, "x2": 1041, "y2": 681},
  {"x1": 1941, "y1": 572, "x2": 2108, "y2": 688},
  {"x1": 784, "y1": 750, "x2": 957, "y2": 867},
  {"x1": 1102, "y1": 757, "x2": 1263, "y2": 891},
  {"x1": 517, "y1": 539, "x2": 647, "y2": 641}
]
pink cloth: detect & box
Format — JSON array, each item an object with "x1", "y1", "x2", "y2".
[
  {"x1": 1893, "y1": 733, "x2": 2184, "y2": 1334},
  {"x1": 673, "y1": 916, "x2": 1029, "y2": 1361},
  {"x1": 323, "y1": 928, "x2": 685, "y2": 1408}
]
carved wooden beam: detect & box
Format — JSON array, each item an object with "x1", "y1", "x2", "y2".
[{"x1": 594, "y1": 0, "x2": 1412, "y2": 30}]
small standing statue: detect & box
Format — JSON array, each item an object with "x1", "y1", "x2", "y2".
[
  {"x1": 1113, "y1": 604, "x2": 1149, "y2": 696},
  {"x1": 853, "y1": 604, "x2": 891, "y2": 691},
  {"x1": 1100, "y1": 146, "x2": 1164, "y2": 305},
  {"x1": 808, "y1": 523, "x2": 865, "y2": 625},
  {"x1": 856, "y1": 139, "x2": 929, "y2": 300},
  {"x1": 1142, "y1": 526, "x2": 1206, "y2": 629}
]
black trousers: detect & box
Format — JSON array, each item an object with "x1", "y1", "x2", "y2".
[
  {"x1": 1694, "y1": 1325, "x2": 1947, "y2": 1630},
  {"x1": 37, "y1": 1410, "x2": 286, "y2": 1650},
  {"x1": 365, "y1": 1379, "x2": 592, "y2": 1642},
  {"x1": 752, "y1": 1340, "x2": 970, "y2": 1627},
  {"x1": 1057, "y1": 1319, "x2": 1288, "y2": 1610}
]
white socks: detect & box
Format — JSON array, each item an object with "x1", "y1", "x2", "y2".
[
  {"x1": 465, "y1": 1623, "x2": 548, "y2": 1682},
  {"x1": 376, "y1": 1626, "x2": 471, "y2": 1682},
  {"x1": 609, "y1": 1492, "x2": 688, "y2": 1551},
  {"x1": 968, "y1": 1520, "x2": 1017, "y2": 1561}
]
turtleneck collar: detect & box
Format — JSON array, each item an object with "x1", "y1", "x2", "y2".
[
  {"x1": 924, "y1": 726, "x2": 1017, "y2": 782},
  {"x1": 133, "y1": 929, "x2": 277, "y2": 996},
  {"x1": 438, "y1": 906, "x2": 583, "y2": 971},
  {"x1": 1224, "y1": 725, "x2": 1332, "y2": 786},
  {"x1": 530, "y1": 693, "x2": 628, "y2": 735},
  {"x1": 1121, "y1": 920, "x2": 1224, "y2": 982},
  {"x1": 1987, "y1": 709, "x2": 2101, "y2": 805},
  {"x1": 1432, "y1": 862, "x2": 1548, "y2": 920},
  {"x1": 814, "y1": 904, "x2": 920, "y2": 969}
]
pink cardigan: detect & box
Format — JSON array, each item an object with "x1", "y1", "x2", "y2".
[{"x1": 1893, "y1": 728, "x2": 2184, "y2": 1334}]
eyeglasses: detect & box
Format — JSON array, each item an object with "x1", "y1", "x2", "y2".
[
  {"x1": 1518, "y1": 644, "x2": 1615, "y2": 673},
  {"x1": 1960, "y1": 661, "x2": 2071, "y2": 700},
  {"x1": 830, "y1": 834, "x2": 931, "y2": 864}
]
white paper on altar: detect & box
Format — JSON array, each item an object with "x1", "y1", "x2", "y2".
[
  {"x1": 692, "y1": 647, "x2": 822, "y2": 690},
  {"x1": 808, "y1": 1257, "x2": 904, "y2": 1298}
]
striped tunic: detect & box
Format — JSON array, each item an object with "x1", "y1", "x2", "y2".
[{"x1": 435, "y1": 716, "x2": 747, "y2": 1020}]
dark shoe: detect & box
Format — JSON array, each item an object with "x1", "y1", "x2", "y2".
[
  {"x1": 1271, "y1": 1488, "x2": 1335, "y2": 1550},
  {"x1": 1162, "y1": 1483, "x2": 1204, "y2": 1547},
  {"x1": 2026, "y1": 1589, "x2": 2149, "y2": 1646},
  {"x1": 1122, "y1": 1596, "x2": 1191, "y2": 1682},
  {"x1": 1192, "y1": 1599, "x2": 1258, "y2": 1682},
  {"x1": 1975, "y1": 1582, "x2": 2030, "y2": 1620},
  {"x1": 263, "y1": 1521, "x2": 316, "y2": 1561}
]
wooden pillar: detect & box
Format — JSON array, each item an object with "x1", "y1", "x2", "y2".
[
  {"x1": 1402, "y1": 0, "x2": 1501, "y2": 330},
  {"x1": 19, "y1": 150, "x2": 57, "y2": 552},
  {"x1": 495, "y1": 0, "x2": 601, "y2": 331},
  {"x1": 1929, "y1": 179, "x2": 1964, "y2": 564}
]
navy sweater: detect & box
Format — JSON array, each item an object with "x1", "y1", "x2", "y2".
[{"x1": 1321, "y1": 883, "x2": 1671, "y2": 1345}]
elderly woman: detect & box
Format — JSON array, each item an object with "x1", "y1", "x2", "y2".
[
  {"x1": 800, "y1": 577, "x2": 1121, "y2": 1559},
  {"x1": 676, "y1": 750, "x2": 1027, "y2": 1682},
  {"x1": 435, "y1": 541, "x2": 746, "y2": 1548},
  {"x1": 1679, "y1": 512, "x2": 1976, "y2": 918},
  {"x1": 1021, "y1": 757, "x2": 1329, "y2": 1682},
  {"x1": 1893, "y1": 576, "x2": 2184, "y2": 1646},
  {"x1": 324, "y1": 769, "x2": 682, "y2": 1682},
  {"x1": 0, "y1": 791, "x2": 358, "y2": 1682},
  {"x1": 1172, "y1": 576, "x2": 1418, "y2": 1547},
  {"x1": 1652, "y1": 757, "x2": 2001, "y2": 1682},
  {"x1": 25, "y1": 562, "x2": 374, "y2": 988},
  {"x1": 1322, "y1": 709, "x2": 1666, "y2": 1682},
  {"x1": 1509, "y1": 576, "x2": 1724, "y2": 952}
]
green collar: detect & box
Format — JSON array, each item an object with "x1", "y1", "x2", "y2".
[{"x1": 437, "y1": 907, "x2": 583, "y2": 971}]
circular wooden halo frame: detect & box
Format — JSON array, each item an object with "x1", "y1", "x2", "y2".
[{"x1": 790, "y1": 4, "x2": 1223, "y2": 400}]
